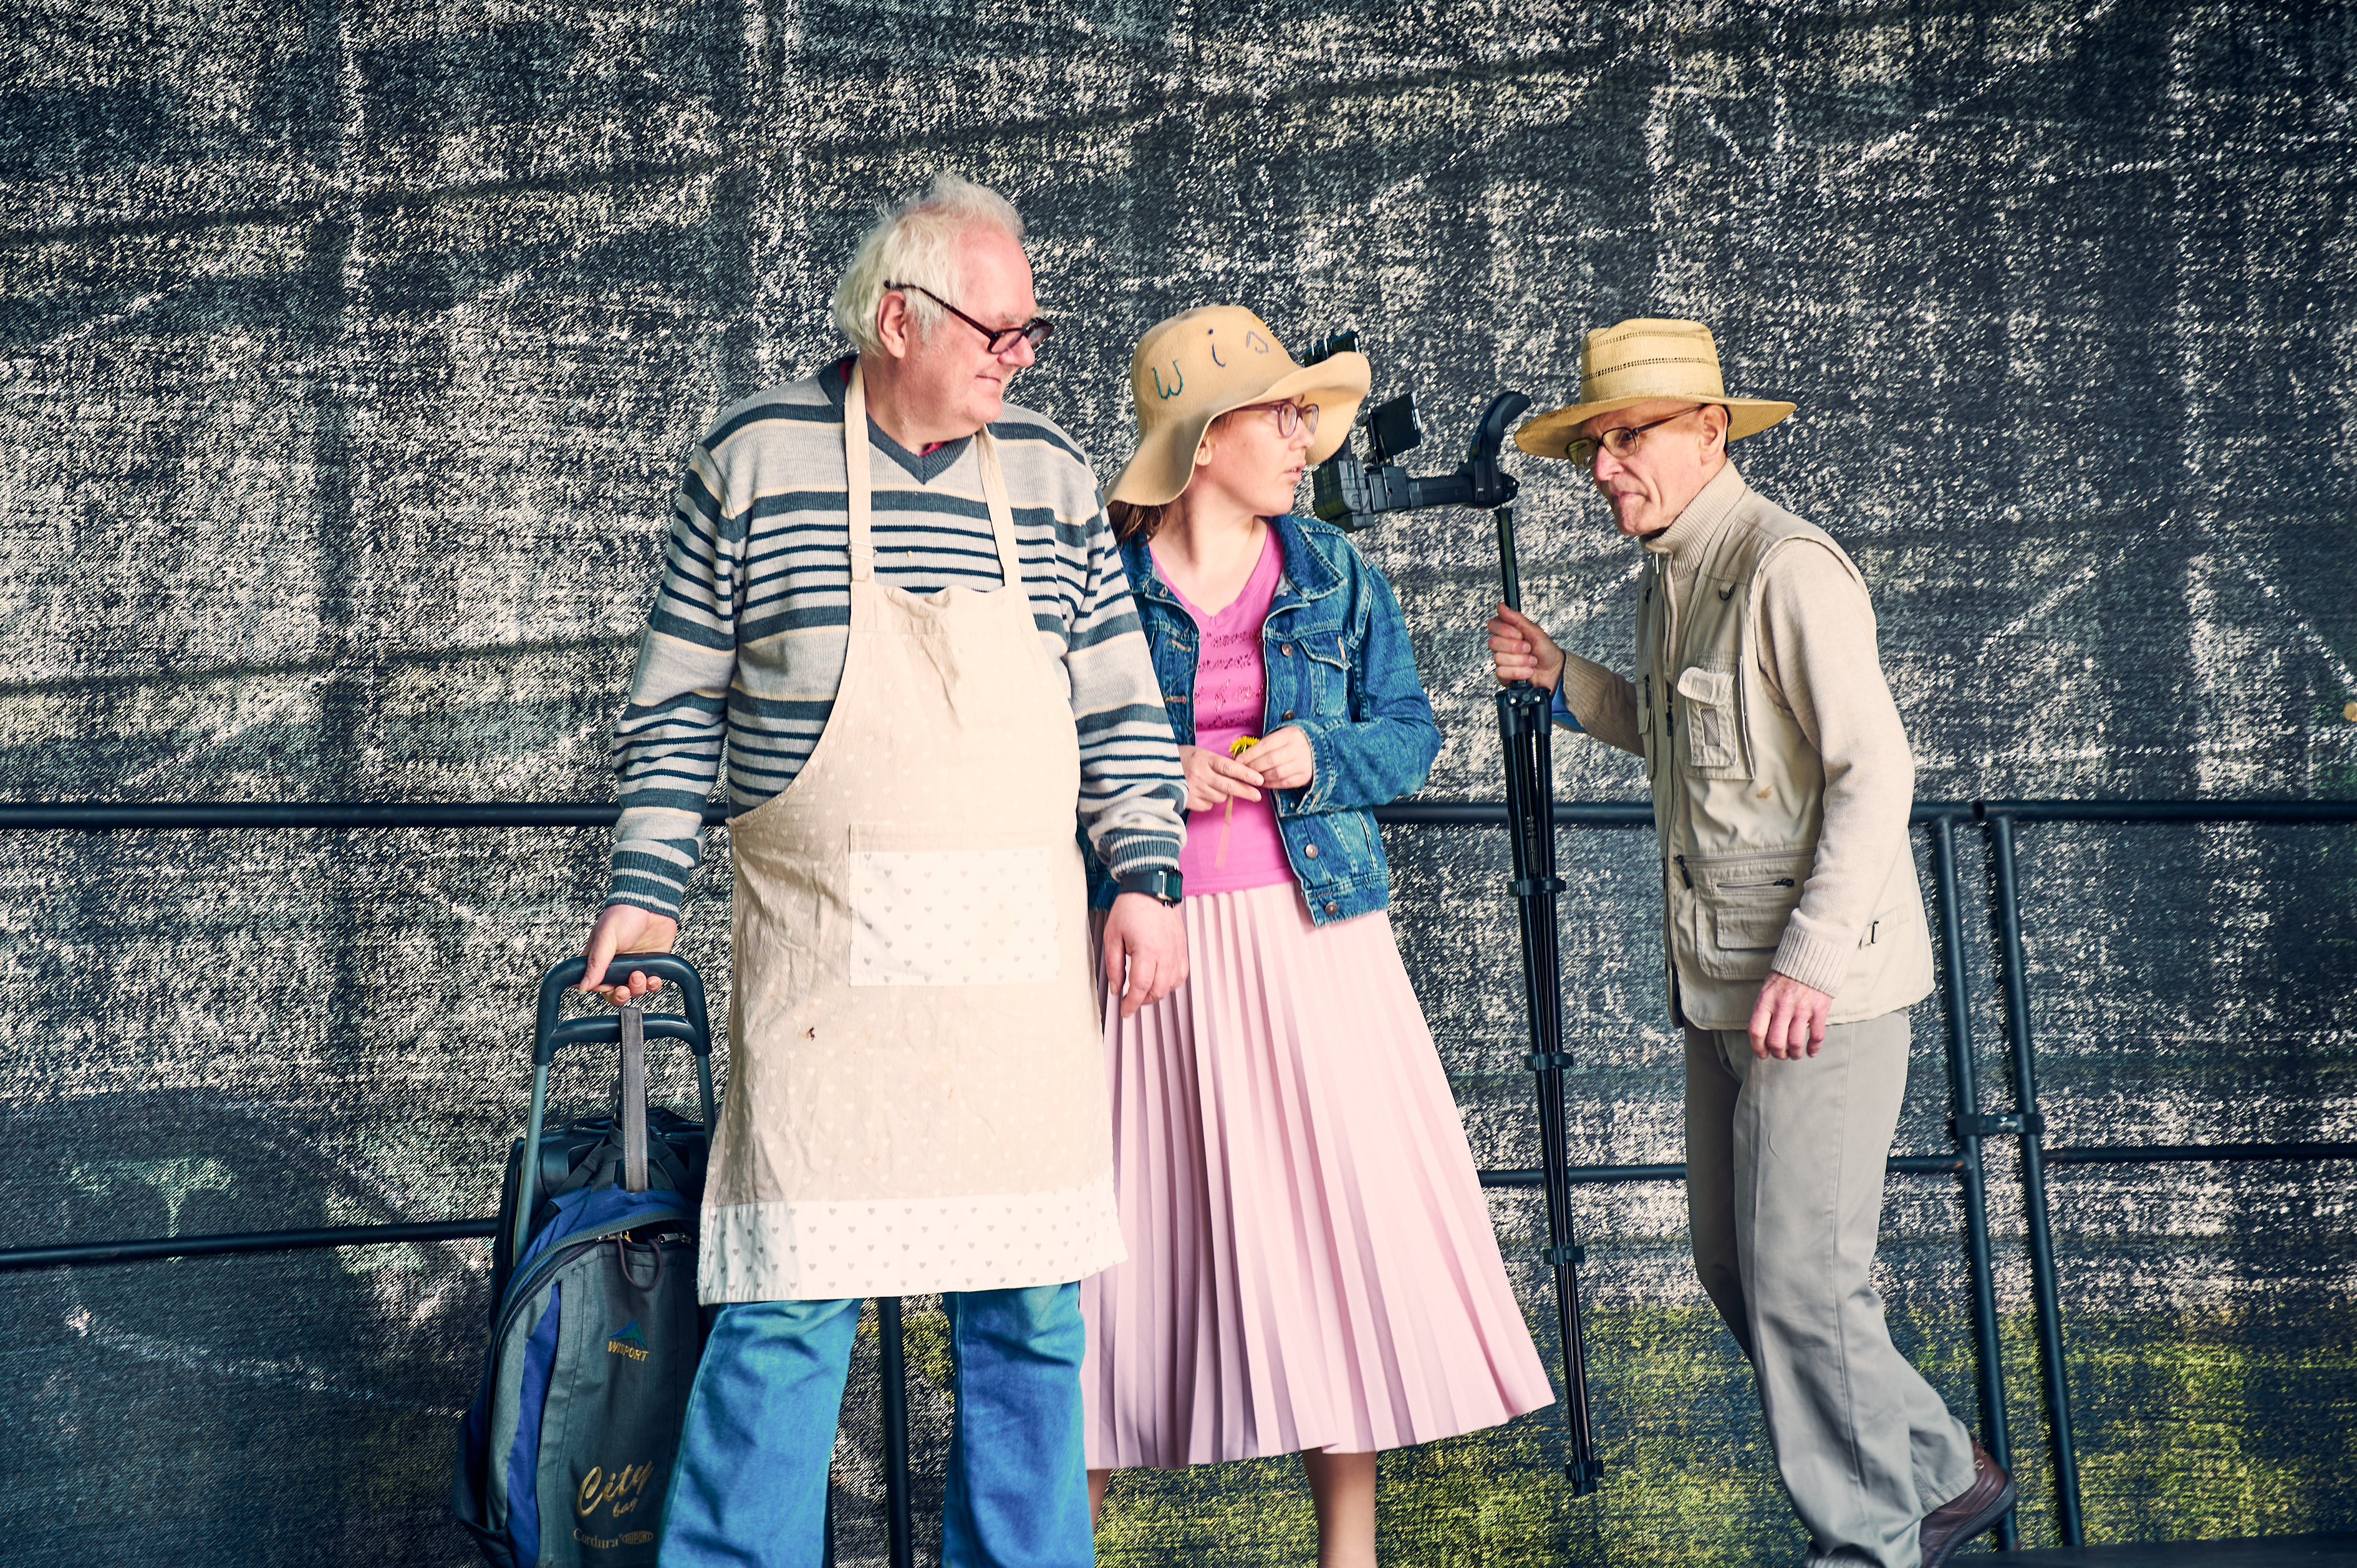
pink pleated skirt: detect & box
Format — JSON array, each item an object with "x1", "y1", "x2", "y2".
[{"x1": 1081, "y1": 882, "x2": 1556, "y2": 1469}]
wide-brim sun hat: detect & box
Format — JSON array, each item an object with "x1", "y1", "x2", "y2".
[
  {"x1": 1106, "y1": 305, "x2": 1371, "y2": 507},
  {"x1": 1513, "y1": 317, "x2": 1796, "y2": 460}
]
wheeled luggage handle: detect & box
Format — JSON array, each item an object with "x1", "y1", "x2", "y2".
[
  {"x1": 540, "y1": 1013, "x2": 715, "y2": 1185},
  {"x1": 516, "y1": 954, "x2": 721, "y2": 1272},
  {"x1": 536, "y1": 953, "x2": 713, "y2": 1065},
  {"x1": 543, "y1": 1012, "x2": 705, "y2": 1056}
]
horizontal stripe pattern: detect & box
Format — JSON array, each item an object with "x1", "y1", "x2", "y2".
[{"x1": 609, "y1": 358, "x2": 1186, "y2": 919}]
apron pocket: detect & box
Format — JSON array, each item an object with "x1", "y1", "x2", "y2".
[{"x1": 848, "y1": 838, "x2": 1060, "y2": 988}]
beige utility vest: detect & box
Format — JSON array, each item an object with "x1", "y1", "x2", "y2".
[
  {"x1": 1636, "y1": 484, "x2": 1934, "y2": 1032},
  {"x1": 696, "y1": 363, "x2": 1124, "y2": 1304}
]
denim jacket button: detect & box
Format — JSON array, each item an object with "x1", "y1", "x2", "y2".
[
  {"x1": 1323, "y1": 901, "x2": 1339, "y2": 916},
  {"x1": 1281, "y1": 709, "x2": 1295, "y2": 719},
  {"x1": 1303, "y1": 844, "x2": 1319, "y2": 859},
  {"x1": 1280, "y1": 643, "x2": 1293, "y2": 657}
]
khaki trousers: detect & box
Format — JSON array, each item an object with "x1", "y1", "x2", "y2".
[{"x1": 1685, "y1": 1011, "x2": 1979, "y2": 1568}]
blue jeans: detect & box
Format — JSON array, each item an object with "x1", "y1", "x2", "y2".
[{"x1": 657, "y1": 1284, "x2": 1092, "y2": 1568}]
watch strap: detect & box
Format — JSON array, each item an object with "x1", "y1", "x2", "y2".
[{"x1": 1115, "y1": 868, "x2": 1183, "y2": 905}]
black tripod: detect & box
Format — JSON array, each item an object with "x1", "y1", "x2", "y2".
[
  {"x1": 1303, "y1": 362, "x2": 1602, "y2": 1491},
  {"x1": 1492, "y1": 503, "x2": 1604, "y2": 1494}
]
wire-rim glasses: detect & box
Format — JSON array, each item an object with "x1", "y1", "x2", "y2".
[
  {"x1": 887, "y1": 281, "x2": 1054, "y2": 355},
  {"x1": 1566, "y1": 404, "x2": 1709, "y2": 469}
]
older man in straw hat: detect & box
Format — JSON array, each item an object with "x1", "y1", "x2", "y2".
[
  {"x1": 1486, "y1": 318, "x2": 2013, "y2": 1568},
  {"x1": 577, "y1": 173, "x2": 1188, "y2": 1567}
]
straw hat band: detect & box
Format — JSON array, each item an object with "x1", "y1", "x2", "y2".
[{"x1": 1589, "y1": 352, "x2": 1723, "y2": 381}]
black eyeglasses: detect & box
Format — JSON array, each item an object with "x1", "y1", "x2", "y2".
[
  {"x1": 887, "y1": 281, "x2": 1054, "y2": 355},
  {"x1": 1565, "y1": 404, "x2": 1709, "y2": 469}
]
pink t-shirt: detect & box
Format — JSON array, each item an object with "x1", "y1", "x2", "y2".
[{"x1": 1158, "y1": 529, "x2": 1294, "y2": 895}]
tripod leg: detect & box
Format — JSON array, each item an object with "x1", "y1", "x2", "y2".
[
  {"x1": 1492, "y1": 503, "x2": 1601, "y2": 1492},
  {"x1": 1497, "y1": 682, "x2": 1603, "y2": 1494}
]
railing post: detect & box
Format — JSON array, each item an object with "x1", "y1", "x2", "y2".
[
  {"x1": 1929, "y1": 813, "x2": 2017, "y2": 1550},
  {"x1": 877, "y1": 1296, "x2": 915, "y2": 1568},
  {"x1": 1986, "y1": 811, "x2": 2085, "y2": 1545}
]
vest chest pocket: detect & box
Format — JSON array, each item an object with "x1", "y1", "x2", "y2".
[{"x1": 1674, "y1": 663, "x2": 1746, "y2": 777}]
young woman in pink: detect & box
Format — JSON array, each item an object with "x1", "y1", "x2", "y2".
[{"x1": 1081, "y1": 307, "x2": 1554, "y2": 1567}]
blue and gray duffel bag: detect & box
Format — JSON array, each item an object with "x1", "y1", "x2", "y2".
[{"x1": 452, "y1": 955, "x2": 718, "y2": 1568}]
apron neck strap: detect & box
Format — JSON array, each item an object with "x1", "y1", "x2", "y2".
[
  {"x1": 844, "y1": 359, "x2": 1023, "y2": 589},
  {"x1": 973, "y1": 426, "x2": 1019, "y2": 585},
  {"x1": 845, "y1": 361, "x2": 875, "y2": 583}
]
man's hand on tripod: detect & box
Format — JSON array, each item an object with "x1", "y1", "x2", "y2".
[{"x1": 1487, "y1": 604, "x2": 1565, "y2": 691}]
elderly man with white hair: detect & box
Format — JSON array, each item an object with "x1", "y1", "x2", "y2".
[{"x1": 576, "y1": 174, "x2": 1188, "y2": 1567}]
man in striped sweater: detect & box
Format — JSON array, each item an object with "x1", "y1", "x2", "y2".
[{"x1": 576, "y1": 176, "x2": 1188, "y2": 1565}]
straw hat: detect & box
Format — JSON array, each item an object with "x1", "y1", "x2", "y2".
[
  {"x1": 1106, "y1": 306, "x2": 1371, "y2": 507},
  {"x1": 1513, "y1": 317, "x2": 1795, "y2": 460}
]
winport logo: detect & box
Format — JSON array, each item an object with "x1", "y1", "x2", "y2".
[{"x1": 605, "y1": 1319, "x2": 650, "y2": 1361}]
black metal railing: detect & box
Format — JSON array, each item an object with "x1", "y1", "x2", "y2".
[{"x1": 4, "y1": 796, "x2": 2355, "y2": 1560}]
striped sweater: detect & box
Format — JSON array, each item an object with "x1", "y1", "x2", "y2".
[{"x1": 607, "y1": 357, "x2": 1187, "y2": 920}]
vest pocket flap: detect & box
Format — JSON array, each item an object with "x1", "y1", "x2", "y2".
[
  {"x1": 1710, "y1": 896, "x2": 1795, "y2": 953},
  {"x1": 1674, "y1": 666, "x2": 1735, "y2": 708}
]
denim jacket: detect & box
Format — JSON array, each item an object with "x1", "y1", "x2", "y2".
[{"x1": 1086, "y1": 512, "x2": 1442, "y2": 926}]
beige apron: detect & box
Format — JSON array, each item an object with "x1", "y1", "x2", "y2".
[{"x1": 698, "y1": 363, "x2": 1124, "y2": 1303}]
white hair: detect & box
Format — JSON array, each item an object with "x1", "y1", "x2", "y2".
[{"x1": 831, "y1": 174, "x2": 1026, "y2": 355}]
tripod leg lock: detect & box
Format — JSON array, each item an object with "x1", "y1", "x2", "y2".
[
  {"x1": 1543, "y1": 1243, "x2": 1586, "y2": 1268},
  {"x1": 1524, "y1": 1050, "x2": 1575, "y2": 1072},
  {"x1": 1512, "y1": 876, "x2": 1566, "y2": 897},
  {"x1": 1564, "y1": 1458, "x2": 1605, "y2": 1494}
]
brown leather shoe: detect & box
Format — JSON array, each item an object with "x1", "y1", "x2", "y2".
[{"x1": 1918, "y1": 1440, "x2": 2015, "y2": 1568}]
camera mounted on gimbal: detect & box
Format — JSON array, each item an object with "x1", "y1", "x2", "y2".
[
  {"x1": 1296, "y1": 329, "x2": 1603, "y2": 1496},
  {"x1": 1299, "y1": 330, "x2": 1526, "y2": 532}
]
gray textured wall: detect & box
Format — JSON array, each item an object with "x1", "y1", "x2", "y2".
[{"x1": 4, "y1": 1, "x2": 2356, "y2": 1564}]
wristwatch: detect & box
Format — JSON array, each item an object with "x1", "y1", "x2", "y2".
[{"x1": 1115, "y1": 868, "x2": 1183, "y2": 906}]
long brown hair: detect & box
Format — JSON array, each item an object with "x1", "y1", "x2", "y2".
[{"x1": 1107, "y1": 499, "x2": 1170, "y2": 542}]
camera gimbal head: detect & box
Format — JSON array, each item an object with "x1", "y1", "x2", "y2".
[{"x1": 1300, "y1": 330, "x2": 1530, "y2": 530}]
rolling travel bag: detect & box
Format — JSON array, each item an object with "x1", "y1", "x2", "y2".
[{"x1": 452, "y1": 954, "x2": 719, "y2": 1568}]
